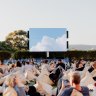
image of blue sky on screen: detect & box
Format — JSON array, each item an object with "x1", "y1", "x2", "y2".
[{"x1": 29, "y1": 28, "x2": 67, "y2": 51}]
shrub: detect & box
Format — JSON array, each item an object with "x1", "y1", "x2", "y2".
[{"x1": 0, "y1": 51, "x2": 11, "y2": 61}]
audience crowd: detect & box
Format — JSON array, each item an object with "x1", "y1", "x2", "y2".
[{"x1": 0, "y1": 58, "x2": 96, "y2": 96}]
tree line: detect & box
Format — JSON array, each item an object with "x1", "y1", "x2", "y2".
[
  {"x1": 1, "y1": 50, "x2": 96, "y2": 60},
  {"x1": 0, "y1": 30, "x2": 96, "y2": 60}
]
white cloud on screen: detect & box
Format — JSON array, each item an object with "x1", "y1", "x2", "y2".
[{"x1": 30, "y1": 34, "x2": 67, "y2": 51}]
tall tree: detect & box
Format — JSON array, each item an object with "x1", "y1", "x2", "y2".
[{"x1": 5, "y1": 30, "x2": 28, "y2": 51}]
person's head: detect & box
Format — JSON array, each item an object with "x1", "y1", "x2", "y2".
[
  {"x1": 64, "y1": 79, "x2": 70, "y2": 88},
  {"x1": 0, "y1": 68, "x2": 3, "y2": 74},
  {"x1": 5, "y1": 74, "x2": 15, "y2": 87},
  {"x1": 30, "y1": 61, "x2": 34, "y2": 65},
  {"x1": 80, "y1": 59, "x2": 86, "y2": 65},
  {"x1": 76, "y1": 59, "x2": 85, "y2": 68},
  {"x1": 92, "y1": 61, "x2": 96, "y2": 69},
  {"x1": 16, "y1": 61, "x2": 22, "y2": 67},
  {"x1": 44, "y1": 59, "x2": 48, "y2": 64},
  {"x1": 11, "y1": 64, "x2": 15, "y2": 68},
  {"x1": 50, "y1": 62, "x2": 55, "y2": 67},
  {"x1": 58, "y1": 59, "x2": 62, "y2": 64},
  {"x1": 71, "y1": 72, "x2": 81, "y2": 85},
  {"x1": 0, "y1": 60, "x2": 3, "y2": 65},
  {"x1": 14, "y1": 72, "x2": 27, "y2": 85}
]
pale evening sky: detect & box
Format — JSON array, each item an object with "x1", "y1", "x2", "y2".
[{"x1": 0, "y1": 0, "x2": 96, "y2": 45}]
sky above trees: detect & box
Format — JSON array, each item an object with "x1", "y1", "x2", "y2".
[{"x1": 0, "y1": 0, "x2": 96, "y2": 45}]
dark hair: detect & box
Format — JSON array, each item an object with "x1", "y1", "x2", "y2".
[
  {"x1": 0, "y1": 68, "x2": 3, "y2": 74},
  {"x1": 76, "y1": 59, "x2": 82, "y2": 68},
  {"x1": 44, "y1": 59, "x2": 48, "y2": 63},
  {"x1": 72, "y1": 72, "x2": 81, "y2": 84},
  {"x1": 26, "y1": 62, "x2": 29, "y2": 65},
  {"x1": 11, "y1": 64, "x2": 15, "y2": 68},
  {"x1": 16, "y1": 61, "x2": 21, "y2": 67},
  {"x1": 0, "y1": 60, "x2": 3, "y2": 65},
  {"x1": 28, "y1": 86, "x2": 41, "y2": 96},
  {"x1": 58, "y1": 59, "x2": 62, "y2": 62},
  {"x1": 28, "y1": 86, "x2": 36, "y2": 93}
]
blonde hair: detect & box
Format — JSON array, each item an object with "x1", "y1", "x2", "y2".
[{"x1": 5, "y1": 74, "x2": 15, "y2": 87}]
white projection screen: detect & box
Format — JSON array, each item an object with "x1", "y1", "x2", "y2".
[{"x1": 29, "y1": 28, "x2": 68, "y2": 52}]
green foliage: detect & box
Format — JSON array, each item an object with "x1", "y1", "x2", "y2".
[
  {"x1": 0, "y1": 51, "x2": 11, "y2": 61},
  {"x1": 87, "y1": 50, "x2": 96, "y2": 59},
  {"x1": 67, "y1": 50, "x2": 96, "y2": 60},
  {"x1": 49, "y1": 52, "x2": 68, "y2": 58},
  {"x1": 0, "y1": 41, "x2": 15, "y2": 52},
  {"x1": 1, "y1": 50, "x2": 96, "y2": 60},
  {"x1": 13, "y1": 51, "x2": 29, "y2": 59},
  {"x1": 13, "y1": 51, "x2": 46, "y2": 59},
  {"x1": 67, "y1": 51, "x2": 87, "y2": 59},
  {"x1": 5, "y1": 30, "x2": 28, "y2": 51}
]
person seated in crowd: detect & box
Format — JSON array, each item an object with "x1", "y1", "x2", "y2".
[
  {"x1": 0, "y1": 60, "x2": 8, "y2": 76},
  {"x1": 89, "y1": 61, "x2": 96, "y2": 80},
  {"x1": 71, "y1": 60, "x2": 77, "y2": 71},
  {"x1": 80, "y1": 61, "x2": 96, "y2": 86},
  {"x1": 62, "y1": 72, "x2": 89, "y2": 96},
  {"x1": 49, "y1": 61, "x2": 56, "y2": 72},
  {"x1": 49, "y1": 65, "x2": 64, "y2": 84},
  {"x1": 37, "y1": 59, "x2": 54, "y2": 85},
  {"x1": 88, "y1": 61, "x2": 96, "y2": 73},
  {"x1": 14, "y1": 73, "x2": 28, "y2": 96},
  {"x1": 3, "y1": 74, "x2": 17, "y2": 96},
  {"x1": 11, "y1": 61, "x2": 22, "y2": 73},
  {"x1": 56, "y1": 59, "x2": 66, "y2": 70},
  {"x1": 27, "y1": 86, "x2": 41, "y2": 96},
  {"x1": 24, "y1": 61, "x2": 40, "y2": 81},
  {"x1": 75, "y1": 59, "x2": 86, "y2": 71},
  {"x1": 9, "y1": 64, "x2": 16, "y2": 72},
  {"x1": 0, "y1": 68, "x2": 4, "y2": 78}
]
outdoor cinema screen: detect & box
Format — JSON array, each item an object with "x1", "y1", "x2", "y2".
[{"x1": 29, "y1": 28, "x2": 68, "y2": 52}]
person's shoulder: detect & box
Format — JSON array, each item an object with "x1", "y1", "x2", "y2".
[
  {"x1": 81, "y1": 86, "x2": 89, "y2": 95},
  {"x1": 62, "y1": 87, "x2": 73, "y2": 96},
  {"x1": 64, "y1": 87, "x2": 73, "y2": 91},
  {"x1": 81, "y1": 86, "x2": 89, "y2": 93},
  {"x1": 81, "y1": 86, "x2": 89, "y2": 90}
]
